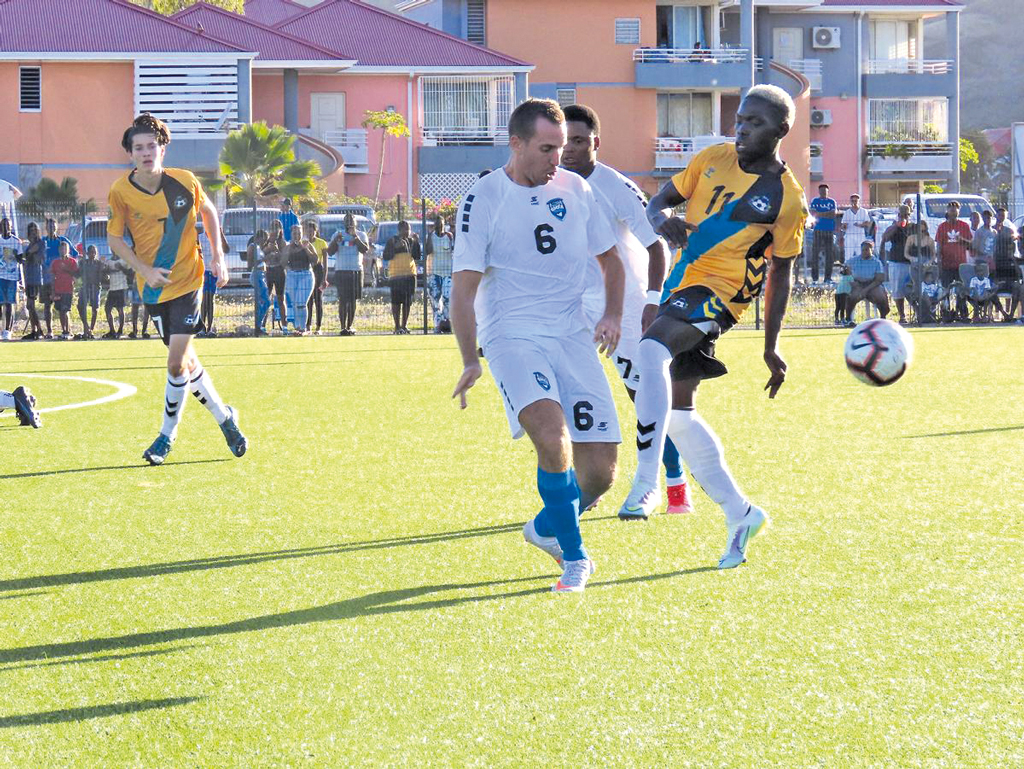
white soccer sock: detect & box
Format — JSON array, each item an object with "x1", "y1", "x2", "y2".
[
  {"x1": 667, "y1": 409, "x2": 749, "y2": 525},
  {"x1": 161, "y1": 373, "x2": 188, "y2": 439},
  {"x1": 633, "y1": 338, "x2": 674, "y2": 488},
  {"x1": 189, "y1": 363, "x2": 229, "y2": 424},
  {"x1": 0, "y1": 391, "x2": 14, "y2": 409}
]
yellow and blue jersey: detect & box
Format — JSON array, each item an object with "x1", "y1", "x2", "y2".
[
  {"x1": 108, "y1": 168, "x2": 206, "y2": 305},
  {"x1": 662, "y1": 143, "x2": 807, "y2": 322}
]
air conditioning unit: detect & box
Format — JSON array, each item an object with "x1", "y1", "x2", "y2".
[
  {"x1": 810, "y1": 109, "x2": 832, "y2": 127},
  {"x1": 812, "y1": 26, "x2": 841, "y2": 49}
]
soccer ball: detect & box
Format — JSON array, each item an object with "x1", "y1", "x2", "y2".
[{"x1": 844, "y1": 319, "x2": 913, "y2": 386}]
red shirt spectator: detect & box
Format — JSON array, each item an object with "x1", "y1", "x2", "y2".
[
  {"x1": 50, "y1": 254, "x2": 78, "y2": 294},
  {"x1": 935, "y1": 218, "x2": 972, "y2": 270}
]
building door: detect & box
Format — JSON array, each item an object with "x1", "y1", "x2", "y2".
[
  {"x1": 772, "y1": 27, "x2": 803, "y2": 66},
  {"x1": 311, "y1": 93, "x2": 346, "y2": 141}
]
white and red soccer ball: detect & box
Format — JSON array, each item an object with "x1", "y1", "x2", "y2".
[{"x1": 844, "y1": 319, "x2": 913, "y2": 386}]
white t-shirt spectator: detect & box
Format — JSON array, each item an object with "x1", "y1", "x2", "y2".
[
  {"x1": 841, "y1": 207, "x2": 871, "y2": 259},
  {"x1": 0, "y1": 236, "x2": 22, "y2": 281},
  {"x1": 969, "y1": 275, "x2": 992, "y2": 299},
  {"x1": 107, "y1": 257, "x2": 130, "y2": 291},
  {"x1": 920, "y1": 281, "x2": 943, "y2": 300}
]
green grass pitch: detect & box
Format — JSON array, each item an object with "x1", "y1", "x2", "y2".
[{"x1": 1, "y1": 328, "x2": 1021, "y2": 765}]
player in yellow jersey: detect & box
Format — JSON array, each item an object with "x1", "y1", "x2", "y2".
[
  {"x1": 618, "y1": 85, "x2": 808, "y2": 568},
  {"x1": 107, "y1": 114, "x2": 247, "y2": 465}
]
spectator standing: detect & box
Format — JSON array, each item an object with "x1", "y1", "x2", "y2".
[
  {"x1": 283, "y1": 223, "x2": 317, "y2": 335},
  {"x1": 303, "y1": 219, "x2": 329, "y2": 334},
  {"x1": 935, "y1": 201, "x2": 972, "y2": 287},
  {"x1": 972, "y1": 209, "x2": 996, "y2": 270},
  {"x1": 248, "y1": 230, "x2": 272, "y2": 336},
  {"x1": 127, "y1": 269, "x2": 152, "y2": 339},
  {"x1": 834, "y1": 263, "x2": 853, "y2": 326},
  {"x1": 839, "y1": 193, "x2": 870, "y2": 264},
  {"x1": 41, "y1": 219, "x2": 74, "y2": 339},
  {"x1": 265, "y1": 219, "x2": 287, "y2": 330},
  {"x1": 993, "y1": 208, "x2": 1021, "y2": 321},
  {"x1": 50, "y1": 240, "x2": 78, "y2": 339},
  {"x1": 424, "y1": 215, "x2": 454, "y2": 333},
  {"x1": 76, "y1": 244, "x2": 103, "y2": 339},
  {"x1": 383, "y1": 220, "x2": 420, "y2": 334},
  {"x1": 881, "y1": 205, "x2": 912, "y2": 323},
  {"x1": 198, "y1": 228, "x2": 226, "y2": 337},
  {"x1": 906, "y1": 220, "x2": 935, "y2": 265},
  {"x1": 969, "y1": 210, "x2": 981, "y2": 234},
  {"x1": 278, "y1": 198, "x2": 299, "y2": 242},
  {"x1": 19, "y1": 222, "x2": 45, "y2": 339},
  {"x1": 327, "y1": 214, "x2": 368, "y2": 336},
  {"x1": 808, "y1": 183, "x2": 838, "y2": 283},
  {"x1": 845, "y1": 240, "x2": 889, "y2": 324},
  {"x1": 0, "y1": 218, "x2": 23, "y2": 340},
  {"x1": 104, "y1": 252, "x2": 130, "y2": 337}
]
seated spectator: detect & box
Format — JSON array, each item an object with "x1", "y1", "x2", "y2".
[
  {"x1": 104, "y1": 252, "x2": 131, "y2": 338},
  {"x1": 76, "y1": 244, "x2": 103, "y2": 339},
  {"x1": 845, "y1": 240, "x2": 889, "y2": 325},
  {"x1": 0, "y1": 217, "x2": 23, "y2": 341},
  {"x1": 19, "y1": 222, "x2": 45, "y2": 339},
  {"x1": 834, "y1": 263, "x2": 853, "y2": 327},
  {"x1": 50, "y1": 240, "x2": 78, "y2": 339},
  {"x1": 917, "y1": 266, "x2": 947, "y2": 324},
  {"x1": 967, "y1": 261, "x2": 996, "y2": 322}
]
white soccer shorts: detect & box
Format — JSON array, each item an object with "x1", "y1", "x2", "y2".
[
  {"x1": 584, "y1": 294, "x2": 645, "y2": 392},
  {"x1": 483, "y1": 328, "x2": 622, "y2": 443}
]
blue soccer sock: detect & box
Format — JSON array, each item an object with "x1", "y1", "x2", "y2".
[
  {"x1": 535, "y1": 467, "x2": 586, "y2": 562},
  {"x1": 663, "y1": 436, "x2": 683, "y2": 483}
]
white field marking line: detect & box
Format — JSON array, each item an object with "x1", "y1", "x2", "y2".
[{"x1": 0, "y1": 373, "x2": 137, "y2": 417}]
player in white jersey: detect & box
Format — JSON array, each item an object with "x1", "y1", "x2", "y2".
[
  {"x1": 450, "y1": 99, "x2": 625, "y2": 593},
  {"x1": 561, "y1": 104, "x2": 693, "y2": 518}
]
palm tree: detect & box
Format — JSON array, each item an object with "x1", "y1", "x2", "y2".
[
  {"x1": 20, "y1": 176, "x2": 96, "y2": 220},
  {"x1": 362, "y1": 109, "x2": 411, "y2": 205},
  {"x1": 209, "y1": 121, "x2": 321, "y2": 236}
]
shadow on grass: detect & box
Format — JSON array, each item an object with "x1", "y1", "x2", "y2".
[
  {"x1": 0, "y1": 591, "x2": 48, "y2": 601},
  {"x1": 2, "y1": 645, "x2": 200, "y2": 673},
  {"x1": 0, "y1": 458, "x2": 231, "y2": 481},
  {"x1": 902, "y1": 424, "x2": 1024, "y2": 439},
  {"x1": 0, "y1": 566, "x2": 714, "y2": 665},
  {"x1": 0, "y1": 696, "x2": 202, "y2": 728},
  {"x1": 0, "y1": 516, "x2": 617, "y2": 594}
]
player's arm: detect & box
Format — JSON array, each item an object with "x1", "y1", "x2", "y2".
[
  {"x1": 450, "y1": 269, "x2": 484, "y2": 409},
  {"x1": 199, "y1": 196, "x2": 228, "y2": 288},
  {"x1": 594, "y1": 245, "x2": 624, "y2": 356},
  {"x1": 762, "y1": 255, "x2": 795, "y2": 399},
  {"x1": 647, "y1": 181, "x2": 696, "y2": 249}
]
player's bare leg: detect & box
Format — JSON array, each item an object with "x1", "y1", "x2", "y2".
[{"x1": 572, "y1": 441, "x2": 617, "y2": 513}]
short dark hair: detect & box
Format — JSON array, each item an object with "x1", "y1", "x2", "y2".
[
  {"x1": 997, "y1": 206, "x2": 1008, "y2": 214},
  {"x1": 508, "y1": 98, "x2": 564, "y2": 141},
  {"x1": 563, "y1": 104, "x2": 600, "y2": 135},
  {"x1": 948, "y1": 200, "x2": 961, "y2": 209},
  {"x1": 121, "y1": 113, "x2": 171, "y2": 152},
  {"x1": 819, "y1": 183, "x2": 829, "y2": 189}
]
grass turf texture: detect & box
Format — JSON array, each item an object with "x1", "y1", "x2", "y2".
[{"x1": 1, "y1": 329, "x2": 1021, "y2": 766}]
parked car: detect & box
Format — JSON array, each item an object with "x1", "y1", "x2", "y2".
[
  {"x1": 302, "y1": 213, "x2": 377, "y2": 286},
  {"x1": 218, "y1": 207, "x2": 283, "y2": 284},
  {"x1": 327, "y1": 203, "x2": 376, "y2": 225},
  {"x1": 66, "y1": 215, "x2": 113, "y2": 258}
]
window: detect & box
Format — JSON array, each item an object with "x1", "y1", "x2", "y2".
[
  {"x1": 870, "y1": 19, "x2": 919, "y2": 61},
  {"x1": 656, "y1": 5, "x2": 712, "y2": 48},
  {"x1": 19, "y1": 67, "x2": 41, "y2": 112},
  {"x1": 657, "y1": 93, "x2": 713, "y2": 137},
  {"x1": 466, "y1": 0, "x2": 486, "y2": 46},
  {"x1": 421, "y1": 75, "x2": 514, "y2": 144},
  {"x1": 556, "y1": 87, "x2": 577, "y2": 108},
  {"x1": 615, "y1": 18, "x2": 641, "y2": 45},
  {"x1": 868, "y1": 99, "x2": 947, "y2": 143}
]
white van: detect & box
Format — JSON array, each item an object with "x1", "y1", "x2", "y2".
[
  {"x1": 900, "y1": 193, "x2": 994, "y2": 237},
  {"x1": 218, "y1": 207, "x2": 282, "y2": 283}
]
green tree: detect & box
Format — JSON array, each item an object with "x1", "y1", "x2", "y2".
[
  {"x1": 361, "y1": 109, "x2": 411, "y2": 205},
  {"x1": 208, "y1": 121, "x2": 320, "y2": 236},
  {"x1": 959, "y1": 137, "x2": 980, "y2": 174},
  {"x1": 20, "y1": 176, "x2": 96, "y2": 219},
  {"x1": 129, "y1": 0, "x2": 242, "y2": 14}
]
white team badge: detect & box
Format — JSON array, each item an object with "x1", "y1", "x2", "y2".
[{"x1": 750, "y1": 196, "x2": 771, "y2": 214}]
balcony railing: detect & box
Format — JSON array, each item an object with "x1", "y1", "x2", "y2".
[
  {"x1": 321, "y1": 128, "x2": 369, "y2": 173},
  {"x1": 421, "y1": 126, "x2": 509, "y2": 146},
  {"x1": 865, "y1": 59, "x2": 953, "y2": 75},
  {"x1": 864, "y1": 142, "x2": 954, "y2": 174},
  {"x1": 654, "y1": 136, "x2": 732, "y2": 171},
  {"x1": 634, "y1": 47, "x2": 748, "y2": 64},
  {"x1": 786, "y1": 58, "x2": 822, "y2": 91}
]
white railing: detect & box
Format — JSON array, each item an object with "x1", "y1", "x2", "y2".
[
  {"x1": 787, "y1": 58, "x2": 822, "y2": 91},
  {"x1": 421, "y1": 126, "x2": 509, "y2": 146},
  {"x1": 864, "y1": 142, "x2": 953, "y2": 157},
  {"x1": 654, "y1": 136, "x2": 732, "y2": 171},
  {"x1": 634, "y1": 47, "x2": 748, "y2": 64},
  {"x1": 864, "y1": 142, "x2": 954, "y2": 173},
  {"x1": 321, "y1": 128, "x2": 369, "y2": 173},
  {"x1": 866, "y1": 59, "x2": 952, "y2": 75}
]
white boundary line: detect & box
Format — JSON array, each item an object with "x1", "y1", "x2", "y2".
[{"x1": 0, "y1": 373, "x2": 137, "y2": 417}]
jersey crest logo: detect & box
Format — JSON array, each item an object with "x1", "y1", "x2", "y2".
[
  {"x1": 183, "y1": 313, "x2": 200, "y2": 326},
  {"x1": 704, "y1": 167, "x2": 715, "y2": 178},
  {"x1": 173, "y1": 196, "x2": 188, "y2": 209},
  {"x1": 533, "y1": 372, "x2": 551, "y2": 391},
  {"x1": 750, "y1": 196, "x2": 771, "y2": 214},
  {"x1": 547, "y1": 198, "x2": 566, "y2": 221}
]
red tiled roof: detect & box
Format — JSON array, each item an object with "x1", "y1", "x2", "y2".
[
  {"x1": 174, "y1": 2, "x2": 350, "y2": 61},
  {"x1": 0, "y1": 0, "x2": 248, "y2": 54},
  {"x1": 242, "y1": 0, "x2": 308, "y2": 26},
  {"x1": 276, "y1": 0, "x2": 528, "y2": 68},
  {"x1": 821, "y1": 0, "x2": 962, "y2": 6}
]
